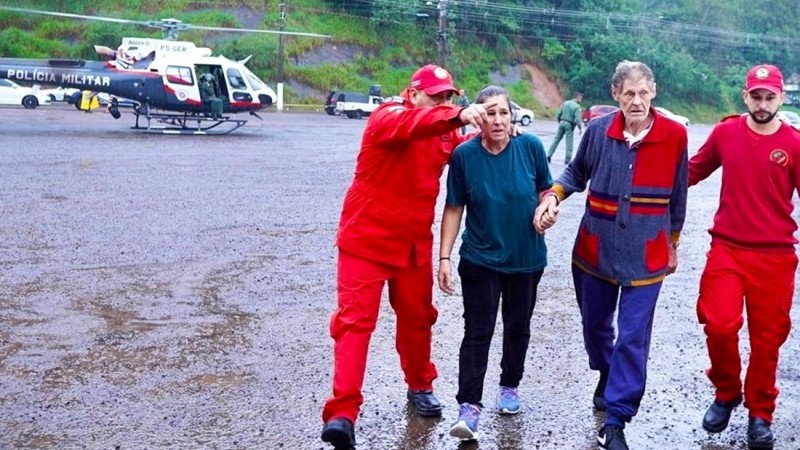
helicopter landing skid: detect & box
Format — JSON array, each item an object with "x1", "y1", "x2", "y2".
[{"x1": 131, "y1": 111, "x2": 247, "y2": 135}]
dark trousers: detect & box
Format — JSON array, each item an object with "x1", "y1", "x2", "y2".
[
  {"x1": 456, "y1": 259, "x2": 543, "y2": 406},
  {"x1": 572, "y1": 266, "x2": 661, "y2": 428}
]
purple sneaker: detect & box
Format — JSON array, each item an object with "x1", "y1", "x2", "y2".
[
  {"x1": 449, "y1": 403, "x2": 480, "y2": 441},
  {"x1": 496, "y1": 386, "x2": 521, "y2": 415}
]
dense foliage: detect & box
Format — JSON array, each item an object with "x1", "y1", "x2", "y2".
[
  {"x1": 1, "y1": 0, "x2": 799, "y2": 118},
  {"x1": 325, "y1": 0, "x2": 800, "y2": 114}
]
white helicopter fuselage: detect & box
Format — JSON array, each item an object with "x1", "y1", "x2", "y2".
[{"x1": 0, "y1": 36, "x2": 276, "y2": 115}]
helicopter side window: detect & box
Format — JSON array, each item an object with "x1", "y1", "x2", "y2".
[
  {"x1": 227, "y1": 69, "x2": 247, "y2": 89},
  {"x1": 166, "y1": 66, "x2": 194, "y2": 86}
]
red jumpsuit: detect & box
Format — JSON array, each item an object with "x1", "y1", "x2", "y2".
[
  {"x1": 322, "y1": 93, "x2": 466, "y2": 424},
  {"x1": 689, "y1": 115, "x2": 800, "y2": 422}
]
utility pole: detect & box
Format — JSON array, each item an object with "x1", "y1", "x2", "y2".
[
  {"x1": 277, "y1": 0, "x2": 286, "y2": 82},
  {"x1": 437, "y1": 0, "x2": 448, "y2": 68}
]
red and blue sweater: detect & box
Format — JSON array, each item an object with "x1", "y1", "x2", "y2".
[{"x1": 553, "y1": 107, "x2": 688, "y2": 286}]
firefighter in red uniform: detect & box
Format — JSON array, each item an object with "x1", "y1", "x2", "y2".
[
  {"x1": 320, "y1": 64, "x2": 498, "y2": 449},
  {"x1": 690, "y1": 64, "x2": 800, "y2": 450}
]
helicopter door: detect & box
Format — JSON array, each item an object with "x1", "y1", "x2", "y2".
[
  {"x1": 226, "y1": 68, "x2": 253, "y2": 103},
  {"x1": 164, "y1": 65, "x2": 195, "y2": 105}
]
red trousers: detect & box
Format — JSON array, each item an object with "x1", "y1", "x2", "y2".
[
  {"x1": 697, "y1": 242, "x2": 797, "y2": 422},
  {"x1": 322, "y1": 250, "x2": 439, "y2": 423}
]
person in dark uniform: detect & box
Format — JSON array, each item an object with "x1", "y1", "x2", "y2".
[
  {"x1": 457, "y1": 90, "x2": 470, "y2": 133},
  {"x1": 199, "y1": 73, "x2": 222, "y2": 119},
  {"x1": 547, "y1": 92, "x2": 583, "y2": 164}
]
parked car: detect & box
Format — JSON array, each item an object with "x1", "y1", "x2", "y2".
[
  {"x1": 582, "y1": 104, "x2": 618, "y2": 125},
  {"x1": 338, "y1": 93, "x2": 382, "y2": 119},
  {"x1": 777, "y1": 110, "x2": 800, "y2": 130},
  {"x1": 37, "y1": 86, "x2": 80, "y2": 102},
  {"x1": 324, "y1": 90, "x2": 342, "y2": 115},
  {"x1": 511, "y1": 101, "x2": 534, "y2": 126},
  {"x1": 655, "y1": 106, "x2": 690, "y2": 127},
  {"x1": 0, "y1": 79, "x2": 51, "y2": 109},
  {"x1": 325, "y1": 92, "x2": 366, "y2": 116}
]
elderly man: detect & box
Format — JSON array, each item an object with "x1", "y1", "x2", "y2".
[
  {"x1": 690, "y1": 64, "x2": 800, "y2": 450},
  {"x1": 534, "y1": 60, "x2": 688, "y2": 450},
  {"x1": 547, "y1": 92, "x2": 583, "y2": 164},
  {"x1": 320, "y1": 64, "x2": 497, "y2": 450}
]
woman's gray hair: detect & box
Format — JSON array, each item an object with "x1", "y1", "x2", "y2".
[
  {"x1": 475, "y1": 85, "x2": 511, "y2": 110},
  {"x1": 610, "y1": 60, "x2": 656, "y2": 93}
]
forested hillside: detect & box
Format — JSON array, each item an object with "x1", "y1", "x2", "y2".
[{"x1": 1, "y1": 0, "x2": 798, "y2": 120}]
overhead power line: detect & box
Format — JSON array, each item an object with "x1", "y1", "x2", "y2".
[{"x1": 335, "y1": 0, "x2": 800, "y2": 48}]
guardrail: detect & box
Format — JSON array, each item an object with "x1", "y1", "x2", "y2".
[{"x1": 279, "y1": 104, "x2": 325, "y2": 112}]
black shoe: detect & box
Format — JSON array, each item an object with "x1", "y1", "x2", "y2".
[
  {"x1": 597, "y1": 425, "x2": 628, "y2": 450},
  {"x1": 407, "y1": 390, "x2": 442, "y2": 417},
  {"x1": 593, "y1": 370, "x2": 609, "y2": 411},
  {"x1": 702, "y1": 396, "x2": 742, "y2": 433},
  {"x1": 321, "y1": 417, "x2": 356, "y2": 449},
  {"x1": 747, "y1": 417, "x2": 775, "y2": 449}
]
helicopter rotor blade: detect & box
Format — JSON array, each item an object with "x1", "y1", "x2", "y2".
[
  {"x1": 187, "y1": 24, "x2": 330, "y2": 39},
  {"x1": 1, "y1": 6, "x2": 330, "y2": 39},
  {"x1": 0, "y1": 6, "x2": 150, "y2": 27}
]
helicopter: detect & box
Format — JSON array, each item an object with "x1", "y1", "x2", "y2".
[{"x1": 0, "y1": 6, "x2": 329, "y2": 135}]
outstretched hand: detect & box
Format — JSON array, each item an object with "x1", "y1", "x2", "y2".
[{"x1": 459, "y1": 101, "x2": 498, "y2": 128}]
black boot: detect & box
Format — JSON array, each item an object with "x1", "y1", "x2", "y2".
[
  {"x1": 321, "y1": 417, "x2": 356, "y2": 449},
  {"x1": 747, "y1": 417, "x2": 775, "y2": 449},
  {"x1": 407, "y1": 390, "x2": 442, "y2": 417},
  {"x1": 593, "y1": 370, "x2": 609, "y2": 411},
  {"x1": 702, "y1": 396, "x2": 742, "y2": 433}
]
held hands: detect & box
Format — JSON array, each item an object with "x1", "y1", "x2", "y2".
[
  {"x1": 459, "y1": 101, "x2": 498, "y2": 128},
  {"x1": 437, "y1": 260, "x2": 456, "y2": 295},
  {"x1": 533, "y1": 195, "x2": 560, "y2": 234}
]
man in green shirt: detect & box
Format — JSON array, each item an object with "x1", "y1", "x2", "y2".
[{"x1": 547, "y1": 92, "x2": 583, "y2": 164}]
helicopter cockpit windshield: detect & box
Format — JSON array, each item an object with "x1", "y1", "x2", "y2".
[{"x1": 241, "y1": 65, "x2": 266, "y2": 91}]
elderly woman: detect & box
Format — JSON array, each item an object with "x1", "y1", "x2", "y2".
[{"x1": 438, "y1": 85, "x2": 553, "y2": 441}]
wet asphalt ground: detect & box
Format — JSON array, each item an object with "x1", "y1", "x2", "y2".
[{"x1": 1, "y1": 104, "x2": 799, "y2": 450}]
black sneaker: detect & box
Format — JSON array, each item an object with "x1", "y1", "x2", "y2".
[
  {"x1": 597, "y1": 425, "x2": 628, "y2": 450},
  {"x1": 593, "y1": 370, "x2": 609, "y2": 411},
  {"x1": 407, "y1": 389, "x2": 443, "y2": 417},
  {"x1": 747, "y1": 417, "x2": 775, "y2": 449},
  {"x1": 321, "y1": 417, "x2": 356, "y2": 449},
  {"x1": 702, "y1": 396, "x2": 742, "y2": 433}
]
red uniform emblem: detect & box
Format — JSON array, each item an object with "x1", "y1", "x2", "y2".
[{"x1": 769, "y1": 149, "x2": 789, "y2": 167}]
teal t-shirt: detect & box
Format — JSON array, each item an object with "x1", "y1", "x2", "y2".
[{"x1": 446, "y1": 133, "x2": 553, "y2": 273}]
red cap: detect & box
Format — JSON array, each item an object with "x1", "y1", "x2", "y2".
[
  {"x1": 745, "y1": 64, "x2": 784, "y2": 94},
  {"x1": 410, "y1": 64, "x2": 458, "y2": 96}
]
